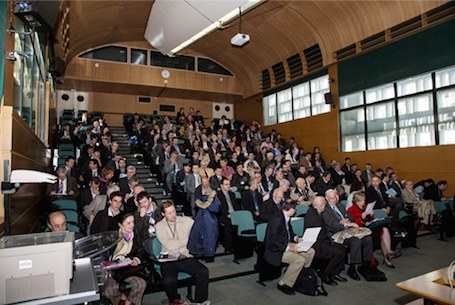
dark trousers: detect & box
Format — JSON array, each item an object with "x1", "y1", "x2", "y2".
[
  {"x1": 344, "y1": 235, "x2": 373, "y2": 265},
  {"x1": 220, "y1": 216, "x2": 234, "y2": 252},
  {"x1": 315, "y1": 243, "x2": 346, "y2": 275},
  {"x1": 160, "y1": 258, "x2": 209, "y2": 303}
]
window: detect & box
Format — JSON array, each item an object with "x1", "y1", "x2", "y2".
[
  {"x1": 80, "y1": 46, "x2": 127, "y2": 63},
  {"x1": 131, "y1": 49, "x2": 147, "y2": 65},
  {"x1": 151, "y1": 51, "x2": 195, "y2": 70},
  {"x1": 197, "y1": 58, "x2": 233, "y2": 76},
  {"x1": 436, "y1": 88, "x2": 455, "y2": 145},
  {"x1": 262, "y1": 73, "x2": 331, "y2": 126},
  {"x1": 277, "y1": 88, "x2": 293, "y2": 123},
  {"x1": 340, "y1": 108, "x2": 366, "y2": 152},
  {"x1": 293, "y1": 82, "x2": 311, "y2": 119},
  {"x1": 263, "y1": 94, "x2": 277, "y2": 126},
  {"x1": 340, "y1": 65, "x2": 455, "y2": 151},
  {"x1": 310, "y1": 75, "x2": 331, "y2": 115}
]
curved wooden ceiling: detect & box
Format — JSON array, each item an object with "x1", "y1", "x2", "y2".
[{"x1": 64, "y1": 0, "x2": 447, "y2": 97}]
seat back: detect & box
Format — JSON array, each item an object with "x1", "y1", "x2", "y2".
[
  {"x1": 373, "y1": 209, "x2": 388, "y2": 219},
  {"x1": 231, "y1": 210, "x2": 256, "y2": 236},
  {"x1": 52, "y1": 199, "x2": 78, "y2": 211},
  {"x1": 434, "y1": 201, "x2": 447, "y2": 213},
  {"x1": 256, "y1": 223, "x2": 268, "y2": 242},
  {"x1": 295, "y1": 204, "x2": 308, "y2": 216},
  {"x1": 290, "y1": 218, "x2": 304, "y2": 237}
]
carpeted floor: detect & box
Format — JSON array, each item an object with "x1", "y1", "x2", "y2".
[{"x1": 142, "y1": 233, "x2": 455, "y2": 305}]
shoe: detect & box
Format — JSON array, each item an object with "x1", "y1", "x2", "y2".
[
  {"x1": 386, "y1": 251, "x2": 401, "y2": 260},
  {"x1": 347, "y1": 266, "x2": 360, "y2": 281},
  {"x1": 322, "y1": 275, "x2": 337, "y2": 286},
  {"x1": 371, "y1": 265, "x2": 386, "y2": 276},
  {"x1": 277, "y1": 283, "x2": 295, "y2": 295},
  {"x1": 383, "y1": 259, "x2": 395, "y2": 269},
  {"x1": 333, "y1": 274, "x2": 348, "y2": 282}
]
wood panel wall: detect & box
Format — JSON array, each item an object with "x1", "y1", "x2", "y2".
[
  {"x1": 234, "y1": 93, "x2": 263, "y2": 125},
  {"x1": 85, "y1": 91, "x2": 234, "y2": 127},
  {"x1": 0, "y1": 108, "x2": 51, "y2": 236}
]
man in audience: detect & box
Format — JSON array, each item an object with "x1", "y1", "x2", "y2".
[
  {"x1": 402, "y1": 180, "x2": 437, "y2": 225},
  {"x1": 90, "y1": 191, "x2": 123, "y2": 234},
  {"x1": 261, "y1": 188, "x2": 285, "y2": 222},
  {"x1": 329, "y1": 162, "x2": 345, "y2": 187},
  {"x1": 124, "y1": 185, "x2": 145, "y2": 213},
  {"x1": 290, "y1": 177, "x2": 314, "y2": 205},
  {"x1": 322, "y1": 189, "x2": 377, "y2": 281},
  {"x1": 185, "y1": 164, "x2": 201, "y2": 217},
  {"x1": 119, "y1": 165, "x2": 137, "y2": 194},
  {"x1": 163, "y1": 151, "x2": 183, "y2": 195},
  {"x1": 264, "y1": 200, "x2": 315, "y2": 295},
  {"x1": 217, "y1": 178, "x2": 240, "y2": 252},
  {"x1": 314, "y1": 171, "x2": 333, "y2": 196},
  {"x1": 123, "y1": 177, "x2": 140, "y2": 201},
  {"x1": 80, "y1": 176, "x2": 101, "y2": 209},
  {"x1": 48, "y1": 211, "x2": 68, "y2": 232},
  {"x1": 341, "y1": 157, "x2": 352, "y2": 176},
  {"x1": 361, "y1": 163, "x2": 373, "y2": 187},
  {"x1": 313, "y1": 159, "x2": 325, "y2": 179},
  {"x1": 48, "y1": 166, "x2": 79, "y2": 199},
  {"x1": 82, "y1": 159, "x2": 100, "y2": 187},
  {"x1": 241, "y1": 178, "x2": 263, "y2": 221},
  {"x1": 64, "y1": 156, "x2": 78, "y2": 179},
  {"x1": 389, "y1": 172, "x2": 403, "y2": 197},
  {"x1": 305, "y1": 196, "x2": 346, "y2": 285},
  {"x1": 199, "y1": 160, "x2": 214, "y2": 178},
  {"x1": 156, "y1": 201, "x2": 209, "y2": 304},
  {"x1": 282, "y1": 160, "x2": 296, "y2": 187},
  {"x1": 232, "y1": 163, "x2": 250, "y2": 192},
  {"x1": 209, "y1": 167, "x2": 224, "y2": 191},
  {"x1": 220, "y1": 158, "x2": 235, "y2": 180},
  {"x1": 366, "y1": 175, "x2": 391, "y2": 213},
  {"x1": 424, "y1": 180, "x2": 448, "y2": 201}
]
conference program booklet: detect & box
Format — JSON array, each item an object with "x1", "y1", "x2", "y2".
[{"x1": 296, "y1": 227, "x2": 321, "y2": 252}]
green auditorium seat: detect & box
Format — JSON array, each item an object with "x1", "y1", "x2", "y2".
[{"x1": 231, "y1": 210, "x2": 256, "y2": 238}]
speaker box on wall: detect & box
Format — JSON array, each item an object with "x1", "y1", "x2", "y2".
[{"x1": 324, "y1": 92, "x2": 334, "y2": 104}]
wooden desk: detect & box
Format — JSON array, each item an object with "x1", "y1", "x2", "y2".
[{"x1": 396, "y1": 267, "x2": 455, "y2": 305}]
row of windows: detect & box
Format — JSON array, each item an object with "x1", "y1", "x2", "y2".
[
  {"x1": 79, "y1": 46, "x2": 233, "y2": 76},
  {"x1": 340, "y1": 65, "x2": 455, "y2": 152},
  {"x1": 263, "y1": 75, "x2": 331, "y2": 125}
]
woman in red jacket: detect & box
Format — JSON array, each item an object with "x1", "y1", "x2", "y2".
[{"x1": 347, "y1": 192, "x2": 397, "y2": 268}]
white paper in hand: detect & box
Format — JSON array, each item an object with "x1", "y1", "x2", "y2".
[
  {"x1": 296, "y1": 227, "x2": 321, "y2": 252},
  {"x1": 365, "y1": 202, "x2": 376, "y2": 215}
]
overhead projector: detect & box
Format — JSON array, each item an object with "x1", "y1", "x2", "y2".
[{"x1": 231, "y1": 33, "x2": 250, "y2": 47}]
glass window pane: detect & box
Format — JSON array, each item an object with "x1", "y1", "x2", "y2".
[
  {"x1": 366, "y1": 102, "x2": 397, "y2": 150},
  {"x1": 277, "y1": 88, "x2": 293, "y2": 123},
  {"x1": 437, "y1": 88, "x2": 455, "y2": 145},
  {"x1": 22, "y1": 34, "x2": 34, "y2": 126},
  {"x1": 398, "y1": 94, "x2": 435, "y2": 147},
  {"x1": 340, "y1": 108, "x2": 366, "y2": 152},
  {"x1": 197, "y1": 58, "x2": 233, "y2": 76},
  {"x1": 435, "y1": 65, "x2": 455, "y2": 88},
  {"x1": 340, "y1": 91, "x2": 363, "y2": 109},
  {"x1": 263, "y1": 94, "x2": 277, "y2": 126},
  {"x1": 13, "y1": 28, "x2": 24, "y2": 113},
  {"x1": 365, "y1": 84, "x2": 394, "y2": 104},
  {"x1": 80, "y1": 46, "x2": 127, "y2": 63},
  {"x1": 397, "y1": 73, "x2": 432, "y2": 97},
  {"x1": 131, "y1": 48, "x2": 147, "y2": 65},
  {"x1": 293, "y1": 82, "x2": 311, "y2": 119},
  {"x1": 151, "y1": 51, "x2": 195, "y2": 70},
  {"x1": 311, "y1": 75, "x2": 331, "y2": 115}
]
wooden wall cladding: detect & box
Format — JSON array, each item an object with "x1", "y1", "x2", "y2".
[
  {"x1": 86, "y1": 91, "x2": 234, "y2": 126},
  {"x1": 235, "y1": 93, "x2": 264, "y2": 125}
]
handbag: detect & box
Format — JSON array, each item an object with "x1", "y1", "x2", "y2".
[{"x1": 111, "y1": 264, "x2": 146, "y2": 283}]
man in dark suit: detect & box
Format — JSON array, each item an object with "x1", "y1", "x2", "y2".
[
  {"x1": 241, "y1": 178, "x2": 263, "y2": 221},
  {"x1": 361, "y1": 163, "x2": 373, "y2": 187},
  {"x1": 424, "y1": 180, "x2": 448, "y2": 201},
  {"x1": 261, "y1": 165, "x2": 275, "y2": 193},
  {"x1": 264, "y1": 200, "x2": 315, "y2": 295},
  {"x1": 312, "y1": 159, "x2": 325, "y2": 179},
  {"x1": 305, "y1": 197, "x2": 346, "y2": 285},
  {"x1": 118, "y1": 165, "x2": 137, "y2": 195},
  {"x1": 82, "y1": 159, "x2": 100, "y2": 188},
  {"x1": 217, "y1": 178, "x2": 240, "y2": 252},
  {"x1": 80, "y1": 177, "x2": 101, "y2": 208},
  {"x1": 314, "y1": 171, "x2": 334, "y2": 196},
  {"x1": 163, "y1": 152, "x2": 183, "y2": 195},
  {"x1": 48, "y1": 166, "x2": 80, "y2": 199},
  {"x1": 322, "y1": 189, "x2": 376, "y2": 281},
  {"x1": 90, "y1": 191, "x2": 123, "y2": 235},
  {"x1": 389, "y1": 172, "x2": 403, "y2": 197},
  {"x1": 260, "y1": 188, "x2": 284, "y2": 222},
  {"x1": 366, "y1": 175, "x2": 391, "y2": 212},
  {"x1": 64, "y1": 156, "x2": 78, "y2": 179},
  {"x1": 209, "y1": 167, "x2": 224, "y2": 191}
]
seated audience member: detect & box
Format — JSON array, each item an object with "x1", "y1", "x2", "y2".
[
  {"x1": 198, "y1": 160, "x2": 214, "y2": 178},
  {"x1": 294, "y1": 165, "x2": 308, "y2": 180},
  {"x1": 241, "y1": 178, "x2": 263, "y2": 221},
  {"x1": 100, "y1": 166, "x2": 115, "y2": 194},
  {"x1": 260, "y1": 188, "x2": 285, "y2": 222},
  {"x1": 82, "y1": 159, "x2": 100, "y2": 187},
  {"x1": 380, "y1": 173, "x2": 404, "y2": 218},
  {"x1": 58, "y1": 124, "x2": 76, "y2": 144},
  {"x1": 264, "y1": 200, "x2": 315, "y2": 295},
  {"x1": 389, "y1": 172, "x2": 403, "y2": 197},
  {"x1": 348, "y1": 192, "x2": 398, "y2": 269},
  {"x1": 341, "y1": 157, "x2": 352, "y2": 176},
  {"x1": 336, "y1": 185, "x2": 348, "y2": 201},
  {"x1": 413, "y1": 178, "x2": 433, "y2": 194},
  {"x1": 104, "y1": 212, "x2": 147, "y2": 305},
  {"x1": 217, "y1": 178, "x2": 240, "y2": 252},
  {"x1": 90, "y1": 191, "x2": 123, "y2": 235},
  {"x1": 366, "y1": 176, "x2": 391, "y2": 214},
  {"x1": 163, "y1": 151, "x2": 183, "y2": 195},
  {"x1": 282, "y1": 161, "x2": 296, "y2": 187},
  {"x1": 124, "y1": 185, "x2": 145, "y2": 213},
  {"x1": 231, "y1": 163, "x2": 250, "y2": 192},
  {"x1": 261, "y1": 165, "x2": 276, "y2": 192},
  {"x1": 424, "y1": 180, "x2": 448, "y2": 201},
  {"x1": 155, "y1": 202, "x2": 210, "y2": 304},
  {"x1": 290, "y1": 177, "x2": 314, "y2": 205},
  {"x1": 185, "y1": 164, "x2": 201, "y2": 217},
  {"x1": 346, "y1": 181, "x2": 365, "y2": 210},
  {"x1": 361, "y1": 163, "x2": 374, "y2": 187},
  {"x1": 304, "y1": 196, "x2": 346, "y2": 285},
  {"x1": 47, "y1": 211, "x2": 68, "y2": 232},
  {"x1": 83, "y1": 185, "x2": 120, "y2": 231},
  {"x1": 220, "y1": 159, "x2": 235, "y2": 180},
  {"x1": 119, "y1": 165, "x2": 136, "y2": 194},
  {"x1": 305, "y1": 173, "x2": 317, "y2": 193},
  {"x1": 209, "y1": 167, "x2": 224, "y2": 191},
  {"x1": 123, "y1": 177, "x2": 140, "y2": 201},
  {"x1": 322, "y1": 189, "x2": 378, "y2": 281},
  {"x1": 401, "y1": 180, "x2": 437, "y2": 225},
  {"x1": 64, "y1": 156, "x2": 78, "y2": 179},
  {"x1": 134, "y1": 191, "x2": 158, "y2": 254},
  {"x1": 313, "y1": 159, "x2": 325, "y2": 179},
  {"x1": 80, "y1": 177, "x2": 101, "y2": 209},
  {"x1": 48, "y1": 166, "x2": 79, "y2": 199},
  {"x1": 329, "y1": 162, "x2": 345, "y2": 187},
  {"x1": 314, "y1": 170, "x2": 334, "y2": 196}
]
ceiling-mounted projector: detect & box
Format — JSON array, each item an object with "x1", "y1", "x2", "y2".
[{"x1": 231, "y1": 33, "x2": 250, "y2": 47}]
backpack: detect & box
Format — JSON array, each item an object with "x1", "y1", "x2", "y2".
[{"x1": 293, "y1": 268, "x2": 328, "y2": 296}]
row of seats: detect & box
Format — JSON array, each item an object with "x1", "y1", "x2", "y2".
[{"x1": 50, "y1": 199, "x2": 80, "y2": 233}]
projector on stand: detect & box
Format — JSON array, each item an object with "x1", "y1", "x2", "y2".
[{"x1": 231, "y1": 33, "x2": 250, "y2": 47}]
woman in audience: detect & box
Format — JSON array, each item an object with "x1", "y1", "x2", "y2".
[
  {"x1": 104, "y1": 212, "x2": 147, "y2": 305},
  {"x1": 348, "y1": 192, "x2": 398, "y2": 268},
  {"x1": 100, "y1": 167, "x2": 116, "y2": 193},
  {"x1": 401, "y1": 180, "x2": 437, "y2": 226},
  {"x1": 346, "y1": 181, "x2": 364, "y2": 210}
]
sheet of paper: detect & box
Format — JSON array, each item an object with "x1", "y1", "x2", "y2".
[
  {"x1": 296, "y1": 227, "x2": 321, "y2": 252},
  {"x1": 365, "y1": 202, "x2": 376, "y2": 215},
  {"x1": 385, "y1": 188, "x2": 397, "y2": 197}
]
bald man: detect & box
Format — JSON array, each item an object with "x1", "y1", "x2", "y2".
[{"x1": 48, "y1": 211, "x2": 67, "y2": 232}]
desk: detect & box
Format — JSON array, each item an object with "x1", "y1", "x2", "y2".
[
  {"x1": 19, "y1": 258, "x2": 100, "y2": 305},
  {"x1": 396, "y1": 267, "x2": 455, "y2": 305}
]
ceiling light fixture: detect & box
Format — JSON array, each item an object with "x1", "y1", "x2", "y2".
[{"x1": 168, "y1": 0, "x2": 263, "y2": 56}]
